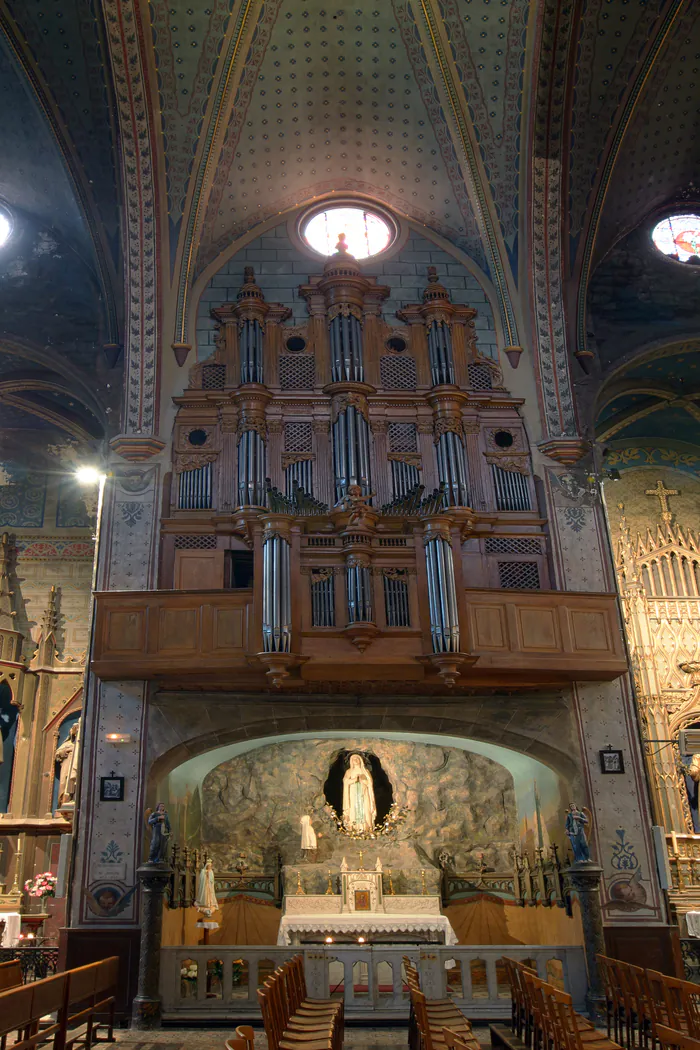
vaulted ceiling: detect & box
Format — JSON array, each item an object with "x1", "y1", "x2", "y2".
[{"x1": 0, "y1": 0, "x2": 699, "y2": 456}]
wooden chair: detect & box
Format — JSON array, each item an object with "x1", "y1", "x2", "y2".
[
  {"x1": 598, "y1": 956, "x2": 624, "y2": 1043},
  {"x1": 545, "y1": 980, "x2": 622, "y2": 1050},
  {"x1": 0, "y1": 960, "x2": 23, "y2": 992},
  {"x1": 233, "y1": 1025, "x2": 255, "y2": 1050},
  {"x1": 257, "y1": 984, "x2": 334, "y2": 1050},
  {"x1": 654, "y1": 1027, "x2": 700, "y2": 1050},
  {"x1": 409, "y1": 987, "x2": 480, "y2": 1050},
  {"x1": 647, "y1": 972, "x2": 691, "y2": 1038}
]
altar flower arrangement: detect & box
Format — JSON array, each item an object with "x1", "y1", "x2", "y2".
[
  {"x1": 325, "y1": 800, "x2": 409, "y2": 840},
  {"x1": 24, "y1": 872, "x2": 57, "y2": 899}
]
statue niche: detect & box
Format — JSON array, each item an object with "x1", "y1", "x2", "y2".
[{"x1": 324, "y1": 750, "x2": 393, "y2": 835}]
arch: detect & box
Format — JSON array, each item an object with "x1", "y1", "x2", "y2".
[
  {"x1": 149, "y1": 702, "x2": 579, "y2": 791},
  {"x1": 187, "y1": 198, "x2": 505, "y2": 353},
  {"x1": 0, "y1": 680, "x2": 19, "y2": 813}
]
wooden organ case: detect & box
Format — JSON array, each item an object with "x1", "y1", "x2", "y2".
[{"x1": 92, "y1": 246, "x2": 626, "y2": 689}]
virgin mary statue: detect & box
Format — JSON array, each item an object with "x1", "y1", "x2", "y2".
[{"x1": 342, "y1": 754, "x2": 377, "y2": 833}]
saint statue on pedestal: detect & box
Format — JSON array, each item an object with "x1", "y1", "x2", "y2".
[
  {"x1": 300, "y1": 814, "x2": 317, "y2": 853},
  {"x1": 55, "y1": 720, "x2": 81, "y2": 806},
  {"x1": 195, "y1": 859, "x2": 219, "y2": 916},
  {"x1": 342, "y1": 754, "x2": 377, "y2": 833}
]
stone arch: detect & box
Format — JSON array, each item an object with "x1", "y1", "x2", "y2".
[{"x1": 148, "y1": 692, "x2": 581, "y2": 790}]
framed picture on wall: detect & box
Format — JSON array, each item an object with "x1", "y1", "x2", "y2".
[
  {"x1": 599, "y1": 747, "x2": 624, "y2": 774},
  {"x1": 100, "y1": 775, "x2": 125, "y2": 801}
]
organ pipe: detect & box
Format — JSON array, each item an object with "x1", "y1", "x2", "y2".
[
  {"x1": 178, "y1": 463, "x2": 213, "y2": 510},
  {"x1": 237, "y1": 429, "x2": 266, "y2": 507},
  {"x1": 311, "y1": 573, "x2": 335, "y2": 627},
  {"x1": 262, "y1": 533, "x2": 291, "y2": 652},
  {"x1": 346, "y1": 562, "x2": 373, "y2": 623},
  {"x1": 332, "y1": 405, "x2": 372, "y2": 501},
  {"x1": 330, "y1": 313, "x2": 364, "y2": 382},
  {"x1": 285, "y1": 459, "x2": 314, "y2": 498},
  {"x1": 427, "y1": 321, "x2": 454, "y2": 386},
  {"x1": 424, "y1": 535, "x2": 460, "y2": 653},
  {"x1": 492, "y1": 466, "x2": 531, "y2": 511},
  {"x1": 390, "y1": 460, "x2": 420, "y2": 500},
  {"x1": 383, "y1": 573, "x2": 410, "y2": 627},
  {"x1": 239, "y1": 318, "x2": 264, "y2": 384},
  {"x1": 436, "y1": 432, "x2": 470, "y2": 507}
]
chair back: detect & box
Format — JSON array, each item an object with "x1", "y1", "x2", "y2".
[
  {"x1": 235, "y1": 1025, "x2": 255, "y2": 1050},
  {"x1": 225, "y1": 1040, "x2": 247, "y2": 1050},
  {"x1": 258, "y1": 986, "x2": 280, "y2": 1050},
  {"x1": 655, "y1": 1025, "x2": 700, "y2": 1050}
]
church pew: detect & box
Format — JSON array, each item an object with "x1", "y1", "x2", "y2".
[
  {"x1": 0, "y1": 960, "x2": 23, "y2": 991},
  {"x1": 0, "y1": 973, "x2": 68, "y2": 1050}
]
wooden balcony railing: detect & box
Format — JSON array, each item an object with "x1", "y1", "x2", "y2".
[{"x1": 91, "y1": 585, "x2": 626, "y2": 686}]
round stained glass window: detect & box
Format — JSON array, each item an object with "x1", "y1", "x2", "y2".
[
  {"x1": 301, "y1": 205, "x2": 394, "y2": 259},
  {"x1": 652, "y1": 214, "x2": 700, "y2": 262}
]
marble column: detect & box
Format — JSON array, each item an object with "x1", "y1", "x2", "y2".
[
  {"x1": 566, "y1": 862, "x2": 605, "y2": 1016},
  {"x1": 132, "y1": 862, "x2": 173, "y2": 1029}
]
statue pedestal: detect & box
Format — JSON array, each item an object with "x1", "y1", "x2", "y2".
[
  {"x1": 132, "y1": 863, "x2": 172, "y2": 1030},
  {"x1": 566, "y1": 862, "x2": 605, "y2": 1017}
]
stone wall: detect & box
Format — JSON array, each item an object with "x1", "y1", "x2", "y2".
[
  {"x1": 195, "y1": 225, "x2": 498, "y2": 360},
  {"x1": 198, "y1": 736, "x2": 517, "y2": 893}
]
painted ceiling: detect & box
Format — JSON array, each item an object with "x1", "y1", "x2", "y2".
[
  {"x1": 0, "y1": 0, "x2": 699, "y2": 454},
  {"x1": 596, "y1": 343, "x2": 700, "y2": 471}
]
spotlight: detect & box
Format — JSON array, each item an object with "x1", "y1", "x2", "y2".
[
  {"x1": 357, "y1": 936, "x2": 365, "y2": 944},
  {"x1": 75, "y1": 466, "x2": 104, "y2": 485},
  {"x1": 325, "y1": 936, "x2": 333, "y2": 944}
]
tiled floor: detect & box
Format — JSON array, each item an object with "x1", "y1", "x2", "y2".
[{"x1": 114, "y1": 1024, "x2": 491, "y2": 1050}]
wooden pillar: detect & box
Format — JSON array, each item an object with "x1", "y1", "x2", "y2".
[
  {"x1": 267, "y1": 419, "x2": 284, "y2": 491},
  {"x1": 312, "y1": 419, "x2": 333, "y2": 507},
  {"x1": 462, "y1": 420, "x2": 486, "y2": 512},
  {"x1": 417, "y1": 420, "x2": 438, "y2": 492},
  {"x1": 369, "y1": 418, "x2": 391, "y2": 508}
]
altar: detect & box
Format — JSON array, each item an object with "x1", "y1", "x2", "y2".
[{"x1": 277, "y1": 865, "x2": 458, "y2": 946}]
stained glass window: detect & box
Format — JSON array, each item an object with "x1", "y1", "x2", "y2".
[
  {"x1": 652, "y1": 214, "x2": 700, "y2": 262},
  {"x1": 302, "y1": 206, "x2": 393, "y2": 259}
]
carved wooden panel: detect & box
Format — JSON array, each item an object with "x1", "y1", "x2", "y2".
[{"x1": 92, "y1": 586, "x2": 626, "y2": 684}]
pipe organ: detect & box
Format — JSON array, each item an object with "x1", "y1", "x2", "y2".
[{"x1": 162, "y1": 242, "x2": 563, "y2": 687}]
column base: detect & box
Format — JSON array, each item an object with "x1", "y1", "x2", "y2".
[{"x1": 132, "y1": 995, "x2": 163, "y2": 1029}]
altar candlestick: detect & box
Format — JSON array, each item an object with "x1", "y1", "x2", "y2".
[
  {"x1": 387, "y1": 869, "x2": 394, "y2": 895},
  {"x1": 358, "y1": 850, "x2": 364, "y2": 870},
  {"x1": 326, "y1": 870, "x2": 333, "y2": 895},
  {"x1": 295, "y1": 871, "x2": 305, "y2": 895},
  {"x1": 11, "y1": 837, "x2": 21, "y2": 893},
  {"x1": 421, "y1": 868, "x2": 427, "y2": 895}
]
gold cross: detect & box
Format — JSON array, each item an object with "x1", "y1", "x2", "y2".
[{"x1": 645, "y1": 479, "x2": 678, "y2": 523}]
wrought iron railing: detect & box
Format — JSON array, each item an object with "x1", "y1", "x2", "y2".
[{"x1": 0, "y1": 946, "x2": 59, "y2": 982}]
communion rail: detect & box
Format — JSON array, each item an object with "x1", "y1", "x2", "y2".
[{"x1": 159, "y1": 944, "x2": 586, "y2": 1020}]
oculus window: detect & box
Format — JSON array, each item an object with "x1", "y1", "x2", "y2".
[
  {"x1": 302, "y1": 205, "x2": 393, "y2": 259},
  {"x1": 652, "y1": 214, "x2": 700, "y2": 263},
  {"x1": 0, "y1": 208, "x2": 11, "y2": 249}
]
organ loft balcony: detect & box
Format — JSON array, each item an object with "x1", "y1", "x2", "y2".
[{"x1": 91, "y1": 259, "x2": 627, "y2": 690}]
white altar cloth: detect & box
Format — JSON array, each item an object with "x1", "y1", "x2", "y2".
[{"x1": 277, "y1": 894, "x2": 458, "y2": 945}]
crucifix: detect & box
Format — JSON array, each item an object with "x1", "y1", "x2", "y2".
[{"x1": 645, "y1": 479, "x2": 678, "y2": 523}]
